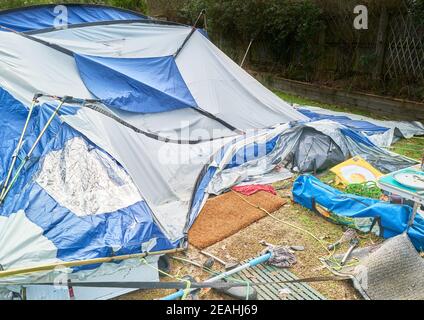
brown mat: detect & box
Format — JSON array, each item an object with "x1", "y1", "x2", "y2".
[{"x1": 189, "y1": 191, "x2": 287, "y2": 249}]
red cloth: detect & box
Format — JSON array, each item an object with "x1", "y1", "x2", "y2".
[{"x1": 232, "y1": 184, "x2": 277, "y2": 196}]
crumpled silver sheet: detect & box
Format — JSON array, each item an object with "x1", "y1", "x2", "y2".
[{"x1": 36, "y1": 137, "x2": 142, "y2": 216}]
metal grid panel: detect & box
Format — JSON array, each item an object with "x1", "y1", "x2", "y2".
[{"x1": 385, "y1": 1, "x2": 424, "y2": 80}]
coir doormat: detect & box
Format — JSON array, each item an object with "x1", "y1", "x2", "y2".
[{"x1": 189, "y1": 191, "x2": 287, "y2": 249}]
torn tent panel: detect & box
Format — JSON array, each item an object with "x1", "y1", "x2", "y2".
[
  {"x1": 292, "y1": 175, "x2": 424, "y2": 251},
  {"x1": 297, "y1": 105, "x2": 424, "y2": 147},
  {"x1": 300, "y1": 121, "x2": 417, "y2": 173},
  {"x1": 0, "y1": 4, "x2": 147, "y2": 33},
  {"x1": 74, "y1": 54, "x2": 197, "y2": 113}
]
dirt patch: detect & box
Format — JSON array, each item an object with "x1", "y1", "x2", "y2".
[{"x1": 189, "y1": 191, "x2": 286, "y2": 249}]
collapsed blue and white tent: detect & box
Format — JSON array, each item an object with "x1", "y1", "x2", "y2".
[
  {"x1": 295, "y1": 105, "x2": 424, "y2": 147},
  {"x1": 0, "y1": 4, "x2": 418, "y2": 299}
]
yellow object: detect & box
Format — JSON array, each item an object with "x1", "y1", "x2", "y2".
[{"x1": 330, "y1": 156, "x2": 383, "y2": 185}]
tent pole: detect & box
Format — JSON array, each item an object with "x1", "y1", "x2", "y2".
[
  {"x1": 0, "y1": 97, "x2": 69, "y2": 204},
  {"x1": 160, "y1": 253, "x2": 272, "y2": 300},
  {"x1": 0, "y1": 247, "x2": 185, "y2": 279},
  {"x1": 0, "y1": 94, "x2": 41, "y2": 202},
  {"x1": 240, "y1": 38, "x2": 254, "y2": 68},
  {"x1": 174, "y1": 9, "x2": 206, "y2": 59},
  {"x1": 160, "y1": 252, "x2": 272, "y2": 300}
]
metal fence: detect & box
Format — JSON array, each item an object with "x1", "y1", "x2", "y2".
[{"x1": 384, "y1": 1, "x2": 424, "y2": 80}]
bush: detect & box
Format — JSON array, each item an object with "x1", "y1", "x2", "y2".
[{"x1": 179, "y1": 0, "x2": 324, "y2": 75}]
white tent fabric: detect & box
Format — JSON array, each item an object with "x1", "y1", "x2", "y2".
[
  {"x1": 0, "y1": 23, "x2": 306, "y2": 242},
  {"x1": 34, "y1": 23, "x2": 307, "y2": 128},
  {"x1": 296, "y1": 105, "x2": 424, "y2": 147}
]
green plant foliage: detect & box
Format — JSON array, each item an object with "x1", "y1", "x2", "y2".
[
  {"x1": 178, "y1": 0, "x2": 324, "y2": 76},
  {"x1": 110, "y1": 0, "x2": 147, "y2": 13}
]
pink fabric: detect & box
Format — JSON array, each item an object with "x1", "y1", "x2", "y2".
[{"x1": 232, "y1": 184, "x2": 277, "y2": 196}]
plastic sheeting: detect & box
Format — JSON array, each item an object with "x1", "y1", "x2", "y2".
[
  {"x1": 36, "y1": 137, "x2": 142, "y2": 216},
  {"x1": 0, "y1": 4, "x2": 147, "y2": 33},
  {"x1": 293, "y1": 175, "x2": 424, "y2": 251},
  {"x1": 297, "y1": 106, "x2": 424, "y2": 147},
  {"x1": 298, "y1": 108, "x2": 389, "y2": 134},
  {"x1": 300, "y1": 121, "x2": 417, "y2": 173},
  {"x1": 0, "y1": 92, "x2": 174, "y2": 277},
  {"x1": 74, "y1": 54, "x2": 197, "y2": 113}
]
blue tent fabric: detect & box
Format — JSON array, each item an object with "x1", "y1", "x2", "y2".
[
  {"x1": 0, "y1": 4, "x2": 147, "y2": 32},
  {"x1": 75, "y1": 54, "x2": 198, "y2": 113},
  {"x1": 0, "y1": 89, "x2": 175, "y2": 271},
  {"x1": 225, "y1": 134, "x2": 280, "y2": 169},
  {"x1": 186, "y1": 131, "x2": 281, "y2": 230},
  {"x1": 293, "y1": 175, "x2": 424, "y2": 251},
  {"x1": 298, "y1": 108, "x2": 389, "y2": 135}
]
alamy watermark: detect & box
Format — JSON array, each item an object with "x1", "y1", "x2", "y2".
[
  {"x1": 354, "y1": 4, "x2": 369, "y2": 30},
  {"x1": 53, "y1": 5, "x2": 69, "y2": 30}
]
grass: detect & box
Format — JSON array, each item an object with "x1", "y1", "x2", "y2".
[
  {"x1": 273, "y1": 90, "x2": 377, "y2": 118},
  {"x1": 391, "y1": 137, "x2": 424, "y2": 160}
]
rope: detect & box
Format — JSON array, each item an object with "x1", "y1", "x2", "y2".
[
  {"x1": 230, "y1": 190, "x2": 363, "y2": 270},
  {"x1": 230, "y1": 190, "x2": 332, "y2": 256},
  {"x1": 140, "y1": 258, "x2": 192, "y2": 300}
]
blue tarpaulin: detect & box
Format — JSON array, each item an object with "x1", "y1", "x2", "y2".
[
  {"x1": 75, "y1": 54, "x2": 198, "y2": 113},
  {"x1": 293, "y1": 175, "x2": 424, "y2": 251},
  {"x1": 298, "y1": 108, "x2": 389, "y2": 135},
  {"x1": 0, "y1": 88, "x2": 175, "y2": 271},
  {"x1": 0, "y1": 4, "x2": 146, "y2": 32}
]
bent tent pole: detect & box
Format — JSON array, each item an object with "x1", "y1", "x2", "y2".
[
  {"x1": 160, "y1": 252, "x2": 272, "y2": 300},
  {"x1": 0, "y1": 247, "x2": 185, "y2": 280},
  {"x1": 0, "y1": 94, "x2": 42, "y2": 202},
  {"x1": 174, "y1": 9, "x2": 206, "y2": 59},
  {"x1": 0, "y1": 96, "x2": 70, "y2": 204}
]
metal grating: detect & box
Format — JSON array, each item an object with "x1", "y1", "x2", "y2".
[
  {"x1": 384, "y1": 1, "x2": 424, "y2": 80},
  {"x1": 232, "y1": 259, "x2": 326, "y2": 300}
]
